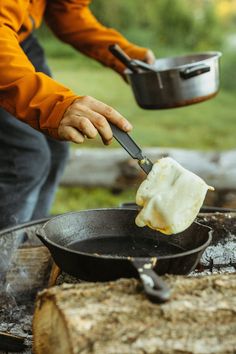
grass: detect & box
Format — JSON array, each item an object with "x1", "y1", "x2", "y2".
[
  {"x1": 48, "y1": 56, "x2": 236, "y2": 151},
  {"x1": 43, "y1": 45, "x2": 236, "y2": 214},
  {"x1": 51, "y1": 187, "x2": 136, "y2": 215}
]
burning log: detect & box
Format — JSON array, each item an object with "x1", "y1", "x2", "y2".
[{"x1": 33, "y1": 274, "x2": 236, "y2": 354}]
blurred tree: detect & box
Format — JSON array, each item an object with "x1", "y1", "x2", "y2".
[{"x1": 90, "y1": 0, "x2": 223, "y2": 51}]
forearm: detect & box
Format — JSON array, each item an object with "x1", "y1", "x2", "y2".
[
  {"x1": 0, "y1": 25, "x2": 79, "y2": 139},
  {"x1": 45, "y1": 0, "x2": 148, "y2": 74}
]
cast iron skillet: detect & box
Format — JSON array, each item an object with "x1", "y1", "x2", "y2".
[{"x1": 36, "y1": 208, "x2": 212, "y2": 303}]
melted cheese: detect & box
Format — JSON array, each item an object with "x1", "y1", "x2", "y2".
[{"x1": 135, "y1": 157, "x2": 214, "y2": 235}]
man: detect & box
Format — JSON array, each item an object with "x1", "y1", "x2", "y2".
[{"x1": 0, "y1": 0, "x2": 154, "y2": 229}]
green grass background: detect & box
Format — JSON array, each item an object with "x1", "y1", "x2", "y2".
[
  {"x1": 48, "y1": 56, "x2": 236, "y2": 151},
  {"x1": 42, "y1": 42, "x2": 236, "y2": 214}
]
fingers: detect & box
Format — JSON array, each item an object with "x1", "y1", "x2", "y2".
[
  {"x1": 58, "y1": 96, "x2": 133, "y2": 145},
  {"x1": 144, "y1": 50, "x2": 156, "y2": 65},
  {"x1": 65, "y1": 111, "x2": 113, "y2": 145},
  {"x1": 85, "y1": 111, "x2": 113, "y2": 145},
  {"x1": 72, "y1": 96, "x2": 133, "y2": 144},
  {"x1": 81, "y1": 96, "x2": 132, "y2": 132},
  {"x1": 63, "y1": 114, "x2": 98, "y2": 139},
  {"x1": 58, "y1": 125, "x2": 85, "y2": 144}
]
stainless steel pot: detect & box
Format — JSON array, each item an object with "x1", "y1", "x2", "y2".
[{"x1": 125, "y1": 52, "x2": 222, "y2": 109}]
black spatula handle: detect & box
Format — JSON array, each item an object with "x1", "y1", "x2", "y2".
[
  {"x1": 109, "y1": 122, "x2": 153, "y2": 174},
  {"x1": 110, "y1": 122, "x2": 143, "y2": 160}
]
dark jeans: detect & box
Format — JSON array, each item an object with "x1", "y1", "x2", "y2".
[{"x1": 0, "y1": 34, "x2": 69, "y2": 230}]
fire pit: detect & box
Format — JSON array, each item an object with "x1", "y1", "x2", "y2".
[
  {"x1": 0, "y1": 219, "x2": 51, "y2": 353},
  {"x1": 0, "y1": 210, "x2": 235, "y2": 353}
]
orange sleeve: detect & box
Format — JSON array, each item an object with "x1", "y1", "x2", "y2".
[
  {"x1": 0, "y1": 0, "x2": 79, "y2": 139},
  {"x1": 45, "y1": 0, "x2": 148, "y2": 74}
]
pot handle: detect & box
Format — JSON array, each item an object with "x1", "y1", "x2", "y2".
[
  {"x1": 131, "y1": 258, "x2": 171, "y2": 303},
  {"x1": 180, "y1": 63, "x2": 210, "y2": 79},
  {"x1": 109, "y1": 44, "x2": 140, "y2": 73}
]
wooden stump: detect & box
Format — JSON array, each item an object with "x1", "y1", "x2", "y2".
[{"x1": 33, "y1": 274, "x2": 236, "y2": 354}]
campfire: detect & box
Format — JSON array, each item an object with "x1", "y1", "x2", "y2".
[
  {"x1": 0, "y1": 219, "x2": 51, "y2": 353},
  {"x1": 0, "y1": 209, "x2": 235, "y2": 354}
]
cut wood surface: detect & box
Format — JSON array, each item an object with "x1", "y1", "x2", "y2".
[
  {"x1": 60, "y1": 148, "x2": 236, "y2": 190},
  {"x1": 33, "y1": 274, "x2": 236, "y2": 354}
]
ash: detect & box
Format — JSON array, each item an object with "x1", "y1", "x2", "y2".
[
  {"x1": 0, "y1": 292, "x2": 34, "y2": 352},
  {"x1": 0, "y1": 221, "x2": 46, "y2": 354},
  {"x1": 197, "y1": 212, "x2": 236, "y2": 272},
  {"x1": 201, "y1": 234, "x2": 236, "y2": 267}
]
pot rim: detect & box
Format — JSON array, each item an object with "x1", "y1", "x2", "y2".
[{"x1": 125, "y1": 51, "x2": 222, "y2": 75}]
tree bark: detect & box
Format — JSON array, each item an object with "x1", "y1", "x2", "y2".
[{"x1": 33, "y1": 274, "x2": 236, "y2": 354}]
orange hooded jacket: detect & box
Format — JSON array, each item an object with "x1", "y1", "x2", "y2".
[{"x1": 0, "y1": 0, "x2": 148, "y2": 139}]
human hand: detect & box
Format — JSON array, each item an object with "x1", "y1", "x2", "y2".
[
  {"x1": 143, "y1": 49, "x2": 156, "y2": 65},
  {"x1": 122, "y1": 49, "x2": 156, "y2": 82},
  {"x1": 58, "y1": 96, "x2": 132, "y2": 145}
]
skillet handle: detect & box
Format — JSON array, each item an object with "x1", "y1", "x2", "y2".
[{"x1": 131, "y1": 259, "x2": 171, "y2": 303}]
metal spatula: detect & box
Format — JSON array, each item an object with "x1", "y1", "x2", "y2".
[{"x1": 109, "y1": 122, "x2": 153, "y2": 174}]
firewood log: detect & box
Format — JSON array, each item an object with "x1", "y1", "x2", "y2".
[
  {"x1": 33, "y1": 274, "x2": 236, "y2": 354},
  {"x1": 5, "y1": 246, "x2": 52, "y2": 297},
  {"x1": 47, "y1": 262, "x2": 61, "y2": 287}
]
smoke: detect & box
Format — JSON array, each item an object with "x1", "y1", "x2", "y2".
[
  {"x1": 0, "y1": 228, "x2": 39, "y2": 351},
  {"x1": 0, "y1": 231, "x2": 26, "y2": 325}
]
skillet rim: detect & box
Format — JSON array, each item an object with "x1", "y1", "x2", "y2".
[{"x1": 37, "y1": 208, "x2": 213, "y2": 261}]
